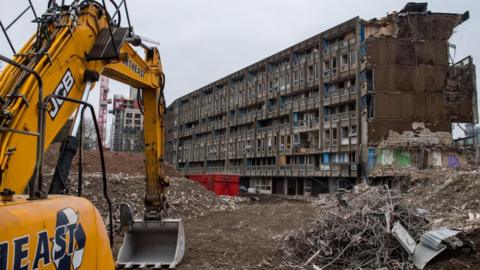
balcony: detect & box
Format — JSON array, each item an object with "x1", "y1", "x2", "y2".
[
  {"x1": 307, "y1": 98, "x2": 317, "y2": 110},
  {"x1": 293, "y1": 119, "x2": 320, "y2": 132},
  {"x1": 323, "y1": 92, "x2": 330, "y2": 104},
  {"x1": 323, "y1": 70, "x2": 330, "y2": 78},
  {"x1": 330, "y1": 43, "x2": 339, "y2": 53},
  {"x1": 323, "y1": 140, "x2": 331, "y2": 147},
  {"x1": 278, "y1": 165, "x2": 320, "y2": 177}
]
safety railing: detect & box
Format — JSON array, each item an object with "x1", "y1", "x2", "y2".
[{"x1": 0, "y1": 0, "x2": 38, "y2": 54}]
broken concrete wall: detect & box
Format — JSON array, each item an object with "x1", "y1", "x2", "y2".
[
  {"x1": 367, "y1": 120, "x2": 451, "y2": 146},
  {"x1": 362, "y1": 8, "x2": 477, "y2": 146},
  {"x1": 377, "y1": 124, "x2": 452, "y2": 148},
  {"x1": 446, "y1": 57, "x2": 477, "y2": 123},
  {"x1": 371, "y1": 147, "x2": 470, "y2": 172},
  {"x1": 369, "y1": 123, "x2": 470, "y2": 173}
]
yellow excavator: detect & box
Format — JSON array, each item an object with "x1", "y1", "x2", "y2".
[{"x1": 0, "y1": 1, "x2": 184, "y2": 269}]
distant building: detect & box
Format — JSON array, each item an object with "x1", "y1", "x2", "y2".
[
  {"x1": 455, "y1": 124, "x2": 480, "y2": 147},
  {"x1": 165, "y1": 4, "x2": 477, "y2": 196},
  {"x1": 110, "y1": 87, "x2": 144, "y2": 151}
]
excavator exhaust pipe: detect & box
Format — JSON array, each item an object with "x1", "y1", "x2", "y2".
[{"x1": 117, "y1": 204, "x2": 185, "y2": 269}]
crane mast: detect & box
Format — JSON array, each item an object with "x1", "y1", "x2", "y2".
[{"x1": 99, "y1": 76, "x2": 109, "y2": 148}]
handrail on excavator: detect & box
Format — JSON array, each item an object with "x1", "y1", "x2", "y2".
[{"x1": 0, "y1": 54, "x2": 45, "y2": 200}]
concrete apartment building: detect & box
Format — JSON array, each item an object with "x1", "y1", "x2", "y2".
[
  {"x1": 165, "y1": 4, "x2": 477, "y2": 196},
  {"x1": 110, "y1": 88, "x2": 144, "y2": 151}
]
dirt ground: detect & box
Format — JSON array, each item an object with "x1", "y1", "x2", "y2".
[{"x1": 179, "y1": 196, "x2": 314, "y2": 270}]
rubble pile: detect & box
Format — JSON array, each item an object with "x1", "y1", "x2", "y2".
[
  {"x1": 57, "y1": 173, "x2": 242, "y2": 225},
  {"x1": 44, "y1": 144, "x2": 243, "y2": 222},
  {"x1": 405, "y1": 169, "x2": 480, "y2": 230},
  {"x1": 167, "y1": 176, "x2": 244, "y2": 219},
  {"x1": 282, "y1": 186, "x2": 429, "y2": 269}
]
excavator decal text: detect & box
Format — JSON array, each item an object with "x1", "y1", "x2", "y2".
[
  {"x1": 0, "y1": 208, "x2": 86, "y2": 270},
  {"x1": 122, "y1": 57, "x2": 145, "y2": 78},
  {"x1": 48, "y1": 69, "x2": 75, "y2": 120}
]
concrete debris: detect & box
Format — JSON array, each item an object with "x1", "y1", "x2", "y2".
[
  {"x1": 44, "y1": 145, "x2": 243, "y2": 221},
  {"x1": 378, "y1": 126, "x2": 453, "y2": 149},
  {"x1": 167, "y1": 176, "x2": 243, "y2": 219},
  {"x1": 400, "y1": 169, "x2": 480, "y2": 230},
  {"x1": 281, "y1": 186, "x2": 429, "y2": 269},
  {"x1": 279, "y1": 180, "x2": 480, "y2": 269}
]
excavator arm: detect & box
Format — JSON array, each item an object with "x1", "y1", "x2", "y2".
[
  {"x1": 0, "y1": 1, "x2": 183, "y2": 269},
  {"x1": 104, "y1": 45, "x2": 168, "y2": 218}
]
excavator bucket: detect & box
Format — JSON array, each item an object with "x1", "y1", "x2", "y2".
[{"x1": 117, "y1": 204, "x2": 185, "y2": 269}]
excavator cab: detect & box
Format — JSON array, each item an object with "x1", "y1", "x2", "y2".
[{"x1": 117, "y1": 204, "x2": 185, "y2": 269}]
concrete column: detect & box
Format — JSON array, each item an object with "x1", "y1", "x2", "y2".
[{"x1": 328, "y1": 177, "x2": 337, "y2": 193}]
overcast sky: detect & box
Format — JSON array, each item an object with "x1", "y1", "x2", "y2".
[{"x1": 0, "y1": 0, "x2": 479, "y2": 140}]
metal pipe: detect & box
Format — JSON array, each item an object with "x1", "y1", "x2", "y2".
[
  {"x1": 77, "y1": 105, "x2": 88, "y2": 197},
  {"x1": 6, "y1": 6, "x2": 31, "y2": 30},
  {"x1": 0, "y1": 21, "x2": 16, "y2": 54},
  {"x1": 102, "y1": 0, "x2": 119, "y2": 58},
  {"x1": 70, "y1": 81, "x2": 92, "y2": 136},
  {"x1": 27, "y1": 0, "x2": 38, "y2": 19},
  {"x1": 123, "y1": 0, "x2": 132, "y2": 30}
]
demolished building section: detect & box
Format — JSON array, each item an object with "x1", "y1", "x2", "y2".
[
  {"x1": 165, "y1": 4, "x2": 477, "y2": 196},
  {"x1": 363, "y1": 7, "x2": 477, "y2": 177}
]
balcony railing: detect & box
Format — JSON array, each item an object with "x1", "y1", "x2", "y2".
[{"x1": 331, "y1": 44, "x2": 339, "y2": 52}]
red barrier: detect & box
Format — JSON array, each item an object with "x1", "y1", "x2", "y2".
[{"x1": 187, "y1": 174, "x2": 239, "y2": 196}]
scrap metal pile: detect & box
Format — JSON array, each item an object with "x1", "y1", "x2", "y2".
[{"x1": 282, "y1": 186, "x2": 429, "y2": 269}]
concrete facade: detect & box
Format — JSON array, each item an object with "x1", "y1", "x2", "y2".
[{"x1": 165, "y1": 4, "x2": 476, "y2": 196}]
